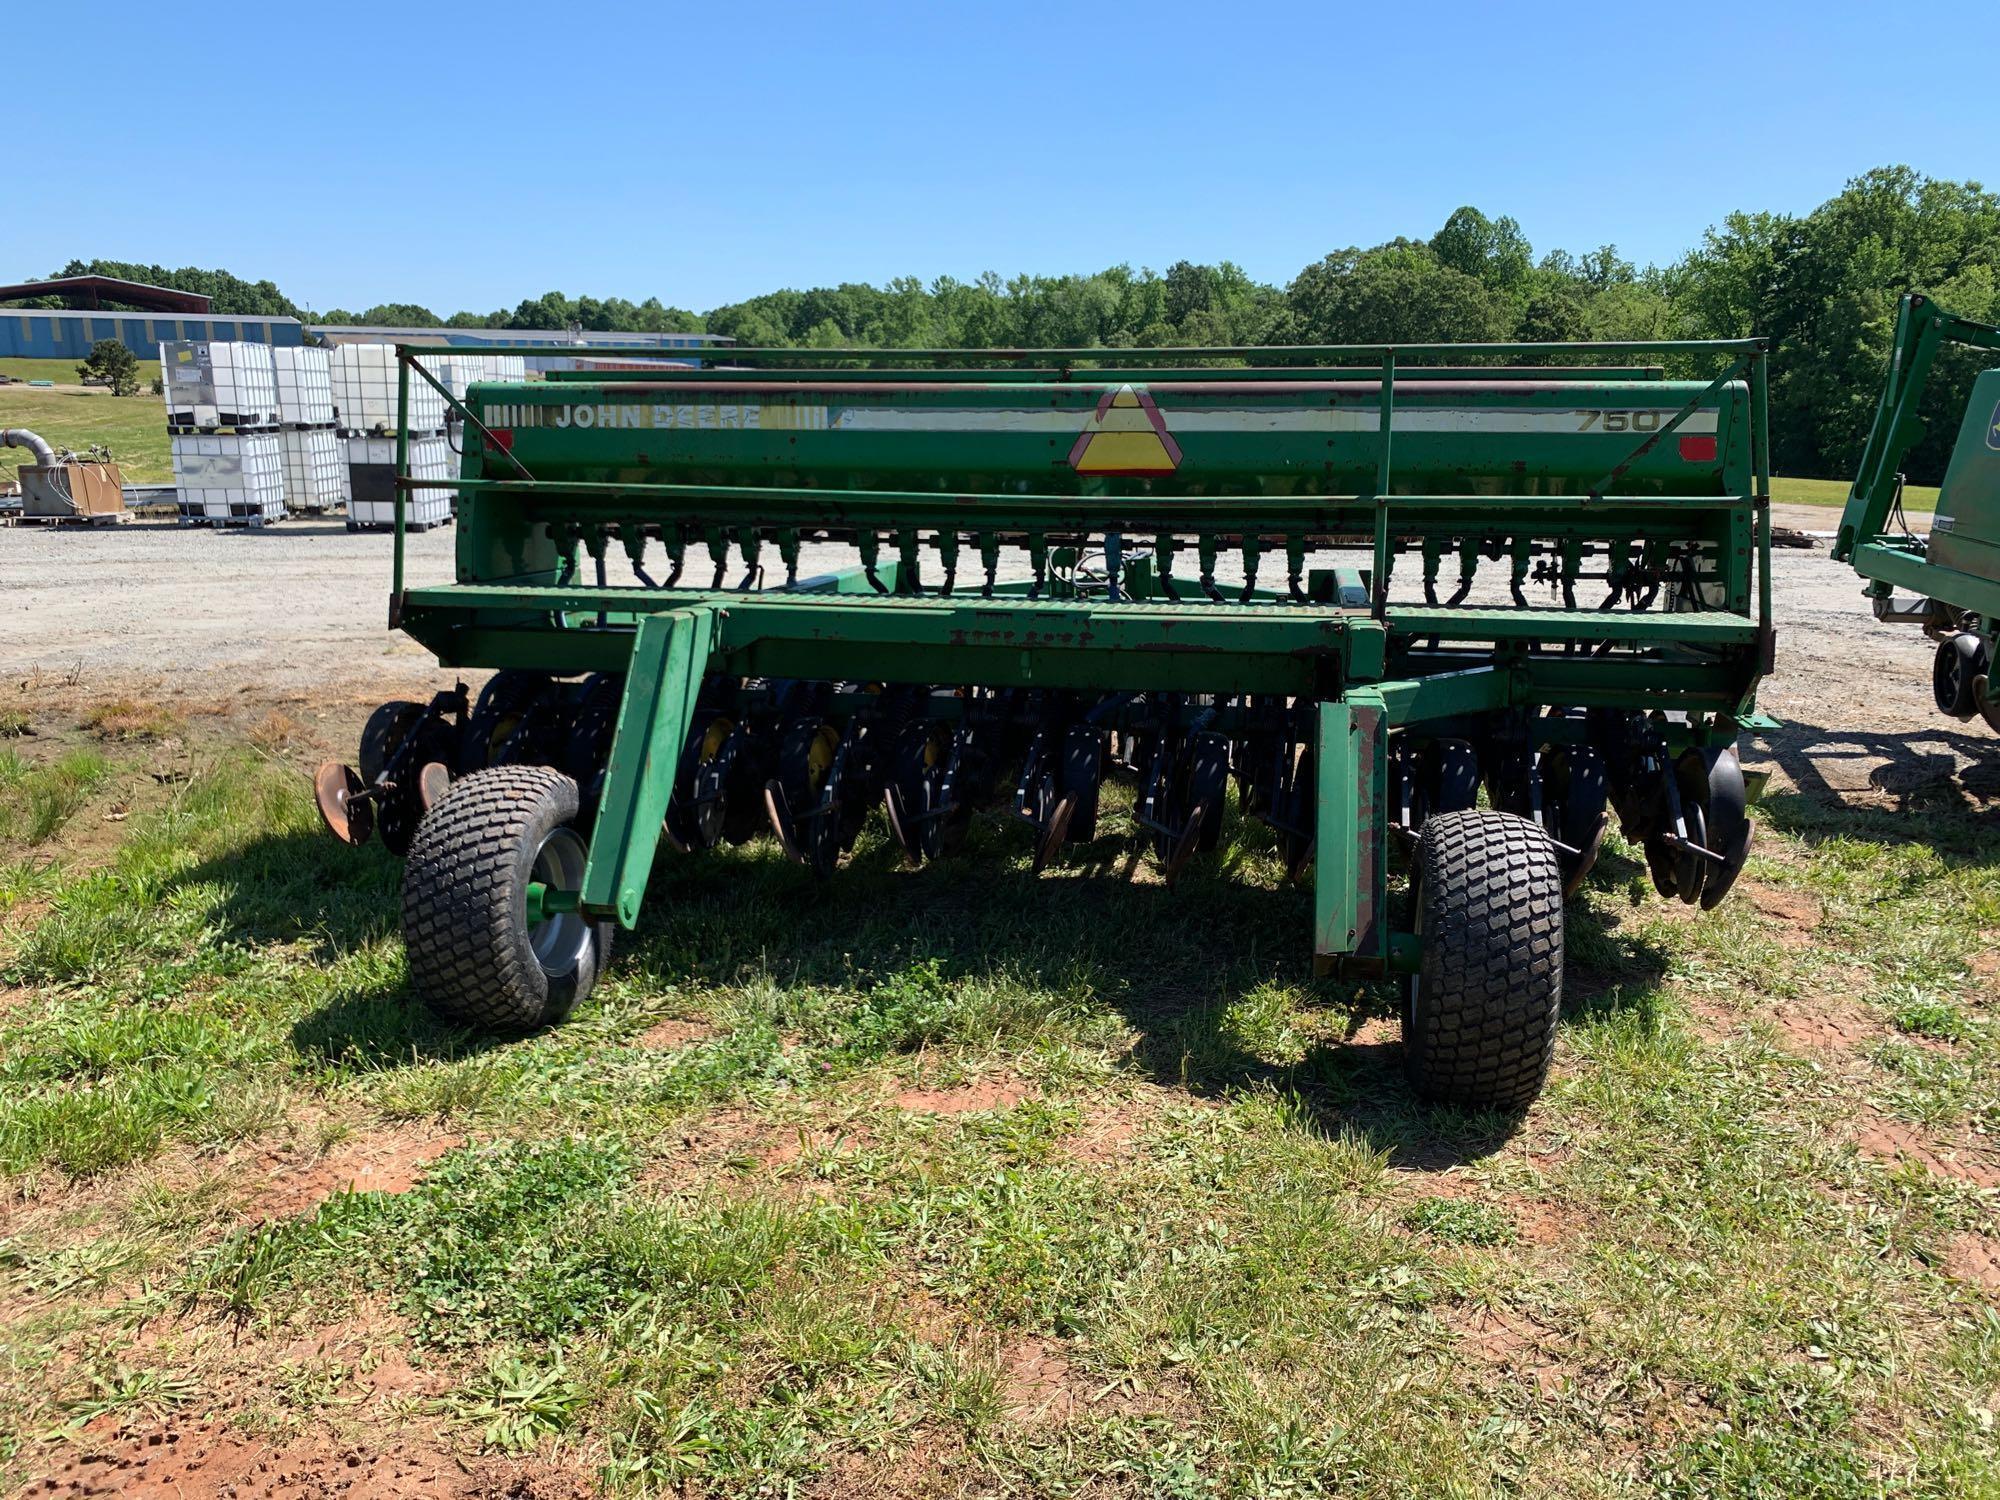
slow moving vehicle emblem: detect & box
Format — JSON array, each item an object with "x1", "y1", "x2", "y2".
[{"x1": 1068, "y1": 384, "x2": 1182, "y2": 477}]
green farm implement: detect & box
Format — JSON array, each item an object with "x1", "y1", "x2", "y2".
[
  {"x1": 317, "y1": 333, "x2": 1775, "y2": 1113},
  {"x1": 1835, "y1": 293, "x2": 2000, "y2": 727}
]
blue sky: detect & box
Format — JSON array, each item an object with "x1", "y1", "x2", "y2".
[{"x1": 12, "y1": 2, "x2": 1995, "y2": 316}]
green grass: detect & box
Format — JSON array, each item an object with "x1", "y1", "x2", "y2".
[
  {"x1": 0, "y1": 358, "x2": 168, "y2": 484},
  {"x1": 0, "y1": 356, "x2": 164, "y2": 384},
  {"x1": 0, "y1": 746, "x2": 110, "y2": 846},
  {"x1": 0, "y1": 743, "x2": 1997, "y2": 1495},
  {"x1": 1772, "y1": 474, "x2": 1939, "y2": 513}
]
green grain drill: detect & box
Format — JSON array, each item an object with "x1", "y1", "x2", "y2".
[
  {"x1": 1835, "y1": 293, "x2": 2000, "y2": 729},
  {"x1": 317, "y1": 333, "x2": 1776, "y2": 1114}
]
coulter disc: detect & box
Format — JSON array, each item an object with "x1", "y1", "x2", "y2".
[{"x1": 313, "y1": 762, "x2": 372, "y2": 847}]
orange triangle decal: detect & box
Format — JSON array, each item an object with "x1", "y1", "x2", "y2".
[{"x1": 1068, "y1": 385, "x2": 1182, "y2": 476}]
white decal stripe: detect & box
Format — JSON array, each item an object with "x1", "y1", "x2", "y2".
[
  {"x1": 496, "y1": 404, "x2": 1721, "y2": 438},
  {"x1": 833, "y1": 408, "x2": 1075, "y2": 433},
  {"x1": 831, "y1": 407, "x2": 1720, "y2": 436}
]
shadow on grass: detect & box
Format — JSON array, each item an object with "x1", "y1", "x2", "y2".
[
  {"x1": 620, "y1": 812, "x2": 1676, "y2": 1169},
  {"x1": 178, "y1": 802, "x2": 1678, "y2": 1167},
  {"x1": 161, "y1": 827, "x2": 509, "y2": 1071},
  {"x1": 288, "y1": 983, "x2": 514, "y2": 1073}
]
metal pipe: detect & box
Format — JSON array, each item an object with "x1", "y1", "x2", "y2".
[
  {"x1": 1, "y1": 429, "x2": 56, "y2": 467},
  {"x1": 395, "y1": 337, "x2": 1771, "y2": 362}
]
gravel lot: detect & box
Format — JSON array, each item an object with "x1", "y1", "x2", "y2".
[{"x1": 0, "y1": 509, "x2": 1975, "y2": 802}]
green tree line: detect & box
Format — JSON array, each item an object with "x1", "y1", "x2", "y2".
[{"x1": 19, "y1": 166, "x2": 1999, "y2": 482}]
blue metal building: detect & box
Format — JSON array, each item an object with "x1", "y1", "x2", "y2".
[
  {"x1": 310, "y1": 324, "x2": 729, "y2": 373},
  {"x1": 0, "y1": 310, "x2": 305, "y2": 361}
]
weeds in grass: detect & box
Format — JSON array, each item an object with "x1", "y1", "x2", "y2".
[
  {"x1": 450, "y1": 1353, "x2": 587, "y2": 1453},
  {"x1": 1, "y1": 1234, "x2": 143, "y2": 1297},
  {"x1": 247, "y1": 710, "x2": 304, "y2": 753},
  {"x1": 0, "y1": 746, "x2": 109, "y2": 844},
  {"x1": 80, "y1": 698, "x2": 183, "y2": 741},
  {"x1": 1401, "y1": 1197, "x2": 1516, "y2": 1246},
  {"x1": 1888, "y1": 986, "x2": 1973, "y2": 1043},
  {"x1": 60, "y1": 1364, "x2": 201, "y2": 1426},
  {"x1": 1652, "y1": 1370, "x2": 1879, "y2": 1498}
]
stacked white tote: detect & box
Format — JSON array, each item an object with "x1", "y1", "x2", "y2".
[
  {"x1": 160, "y1": 341, "x2": 286, "y2": 526},
  {"x1": 272, "y1": 347, "x2": 347, "y2": 514},
  {"x1": 332, "y1": 343, "x2": 451, "y2": 530}
]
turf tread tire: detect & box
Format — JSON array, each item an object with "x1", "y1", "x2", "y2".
[
  {"x1": 401, "y1": 765, "x2": 612, "y2": 1034},
  {"x1": 1405, "y1": 809, "x2": 1562, "y2": 1114}
]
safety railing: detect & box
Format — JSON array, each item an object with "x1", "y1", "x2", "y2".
[{"x1": 386, "y1": 335, "x2": 1772, "y2": 640}]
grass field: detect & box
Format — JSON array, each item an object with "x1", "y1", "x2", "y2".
[
  {"x1": 0, "y1": 358, "x2": 169, "y2": 485},
  {"x1": 0, "y1": 707, "x2": 1995, "y2": 1496},
  {"x1": 1773, "y1": 475, "x2": 1938, "y2": 513}
]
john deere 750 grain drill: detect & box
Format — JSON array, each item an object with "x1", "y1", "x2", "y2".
[{"x1": 316, "y1": 333, "x2": 1775, "y2": 1114}]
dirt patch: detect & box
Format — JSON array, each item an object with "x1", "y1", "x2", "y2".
[
  {"x1": 29, "y1": 1415, "x2": 594, "y2": 1498},
  {"x1": 1942, "y1": 1232, "x2": 2000, "y2": 1292},
  {"x1": 634, "y1": 1017, "x2": 714, "y2": 1050},
  {"x1": 1443, "y1": 1302, "x2": 1572, "y2": 1395},
  {"x1": 1681, "y1": 995, "x2": 1742, "y2": 1040},
  {"x1": 998, "y1": 1335, "x2": 1080, "y2": 1424},
  {"x1": 639, "y1": 1105, "x2": 866, "y2": 1197},
  {"x1": 892, "y1": 1079, "x2": 1031, "y2": 1116},
  {"x1": 1063, "y1": 1101, "x2": 1146, "y2": 1165},
  {"x1": 1744, "y1": 880, "x2": 1824, "y2": 928},
  {"x1": 805, "y1": 1430, "x2": 966, "y2": 1500},
  {"x1": 1512, "y1": 1197, "x2": 1585, "y2": 1248},
  {"x1": 1854, "y1": 1115, "x2": 2000, "y2": 1187},
  {"x1": 756, "y1": 1121, "x2": 868, "y2": 1183},
  {"x1": 252, "y1": 1130, "x2": 461, "y2": 1223},
  {"x1": 1770, "y1": 998, "x2": 1887, "y2": 1056}
]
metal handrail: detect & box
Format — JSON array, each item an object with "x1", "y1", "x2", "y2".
[
  {"x1": 387, "y1": 337, "x2": 1774, "y2": 630},
  {"x1": 390, "y1": 336, "x2": 1768, "y2": 363}
]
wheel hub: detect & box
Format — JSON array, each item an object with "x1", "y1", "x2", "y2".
[{"x1": 526, "y1": 826, "x2": 590, "y2": 978}]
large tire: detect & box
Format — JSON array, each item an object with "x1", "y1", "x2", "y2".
[
  {"x1": 1404, "y1": 809, "x2": 1563, "y2": 1113},
  {"x1": 401, "y1": 765, "x2": 614, "y2": 1033}
]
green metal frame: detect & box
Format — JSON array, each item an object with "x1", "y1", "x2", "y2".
[
  {"x1": 1837, "y1": 292, "x2": 2000, "y2": 580},
  {"x1": 384, "y1": 333, "x2": 1773, "y2": 974}
]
